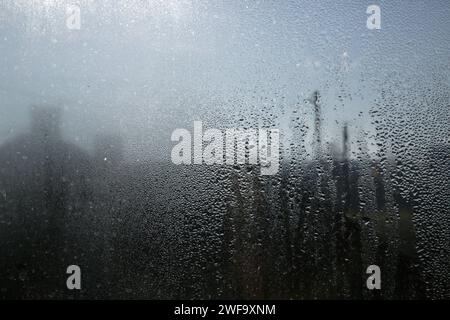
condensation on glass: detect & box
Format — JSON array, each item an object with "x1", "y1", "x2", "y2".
[{"x1": 0, "y1": 1, "x2": 449, "y2": 299}]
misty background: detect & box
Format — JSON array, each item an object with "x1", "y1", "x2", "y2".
[
  {"x1": 0, "y1": 0, "x2": 449, "y2": 299},
  {"x1": 1, "y1": 0, "x2": 448, "y2": 160}
]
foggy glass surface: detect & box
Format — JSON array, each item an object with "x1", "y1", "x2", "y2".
[{"x1": 0, "y1": 0, "x2": 449, "y2": 299}]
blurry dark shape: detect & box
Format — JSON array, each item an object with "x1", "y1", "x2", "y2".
[
  {"x1": 0, "y1": 106, "x2": 100, "y2": 299},
  {"x1": 394, "y1": 190, "x2": 425, "y2": 299},
  {"x1": 309, "y1": 90, "x2": 322, "y2": 156},
  {"x1": 339, "y1": 124, "x2": 363, "y2": 299}
]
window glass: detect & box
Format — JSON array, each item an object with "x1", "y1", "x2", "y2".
[{"x1": 0, "y1": 0, "x2": 449, "y2": 299}]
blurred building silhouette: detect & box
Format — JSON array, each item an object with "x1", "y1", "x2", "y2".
[{"x1": 0, "y1": 106, "x2": 100, "y2": 299}]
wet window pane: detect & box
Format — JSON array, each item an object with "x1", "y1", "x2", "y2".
[{"x1": 0, "y1": 1, "x2": 449, "y2": 299}]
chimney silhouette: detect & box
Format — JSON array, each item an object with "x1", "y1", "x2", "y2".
[
  {"x1": 342, "y1": 123, "x2": 349, "y2": 161},
  {"x1": 308, "y1": 90, "x2": 322, "y2": 157}
]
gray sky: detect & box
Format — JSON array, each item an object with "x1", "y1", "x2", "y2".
[{"x1": 1, "y1": 0, "x2": 449, "y2": 160}]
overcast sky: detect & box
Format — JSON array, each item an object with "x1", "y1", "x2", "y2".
[{"x1": 0, "y1": 0, "x2": 449, "y2": 160}]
